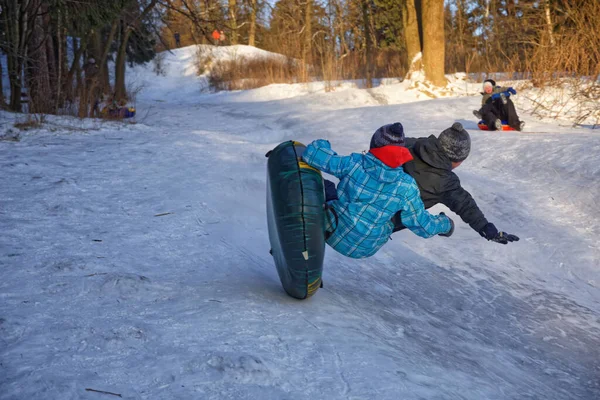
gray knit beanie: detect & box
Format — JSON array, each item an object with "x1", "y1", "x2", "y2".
[
  {"x1": 370, "y1": 122, "x2": 405, "y2": 149},
  {"x1": 438, "y1": 122, "x2": 471, "y2": 162}
]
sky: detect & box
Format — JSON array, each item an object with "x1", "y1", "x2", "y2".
[{"x1": 1, "y1": 45, "x2": 599, "y2": 400}]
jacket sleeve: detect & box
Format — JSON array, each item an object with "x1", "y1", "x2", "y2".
[
  {"x1": 485, "y1": 87, "x2": 509, "y2": 103},
  {"x1": 440, "y1": 173, "x2": 489, "y2": 233},
  {"x1": 301, "y1": 139, "x2": 352, "y2": 179},
  {"x1": 399, "y1": 180, "x2": 453, "y2": 238}
]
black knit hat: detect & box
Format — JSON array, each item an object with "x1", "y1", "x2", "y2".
[
  {"x1": 370, "y1": 123, "x2": 405, "y2": 149},
  {"x1": 439, "y1": 122, "x2": 471, "y2": 162}
]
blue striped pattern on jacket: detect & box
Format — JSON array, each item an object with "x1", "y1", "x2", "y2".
[{"x1": 302, "y1": 139, "x2": 452, "y2": 259}]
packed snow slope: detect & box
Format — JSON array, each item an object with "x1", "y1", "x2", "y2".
[{"x1": 1, "y1": 45, "x2": 599, "y2": 400}]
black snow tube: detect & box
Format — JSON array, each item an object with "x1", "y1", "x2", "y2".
[{"x1": 266, "y1": 141, "x2": 326, "y2": 299}]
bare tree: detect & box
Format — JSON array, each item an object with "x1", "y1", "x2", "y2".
[
  {"x1": 361, "y1": 0, "x2": 373, "y2": 88},
  {"x1": 26, "y1": 0, "x2": 53, "y2": 113},
  {"x1": 114, "y1": 0, "x2": 160, "y2": 101},
  {"x1": 248, "y1": 0, "x2": 257, "y2": 46},
  {"x1": 302, "y1": 0, "x2": 313, "y2": 82},
  {"x1": 228, "y1": 0, "x2": 238, "y2": 44},
  {"x1": 544, "y1": 0, "x2": 555, "y2": 46},
  {"x1": 0, "y1": 51, "x2": 4, "y2": 107},
  {"x1": 0, "y1": 0, "x2": 44, "y2": 111}
]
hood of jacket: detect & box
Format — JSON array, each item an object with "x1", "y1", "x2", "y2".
[
  {"x1": 361, "y1": 152, "x2": 408, "y2": 183},
  {"x1": 410, "y1": 135, "x2": 452, "y2": 171},
  {"x1": 369, "y1": 145, "x2": 413, "y2": 169}
]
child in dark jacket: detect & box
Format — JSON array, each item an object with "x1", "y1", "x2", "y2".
[
  {"x1": 393, "y1": 123, "x2": 519, "y2": 245},
  {"x1": 473, "y1": 79, "x2": 525, "y2": 131},
  {"x1": 302, "y1": 123, "x2": 454, "y2": 259}
]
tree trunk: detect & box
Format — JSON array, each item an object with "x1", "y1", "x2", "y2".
[
  {"x1": 489, "y1": 0, "x2": 499, "y2": 70},
  {"x1": 114, "y1": 27, "x2": 133, "y2": 101},
  {"x1": 5, "y1": 0, "x2": 26, "y2": 111},
  {"x1": 0, "y1": 56, "x2": 4, "y2": 107},
  {"x1": 248, "y1": 0, "x2": 256, "y2": 46},
  {"x1": 99, "y1": 21, "x2": 118, "y2": 94},
  {"x1": 302, "y1": 0, "x2": 312, "y2": 82},
  {"x1": 403, "y1": 0, "x2": 422, "y2": 74},
  {"x1": 367, "y1": 1, "x2": 377, "y2": 50},
  {"x1": 422, "y1": 0, "x2": 446, "y2": 86},
  {"x1": 55, "y1": 8, "x2": 62, "y2": 113},
  {"x1": 91, "y1": 29, "x2": 102, "y2": 62},
  {"x1": 65, "y1": 36, "x2": 86, "y2": 103},
  {"x1": 114, "y1": 0, "x2": 159, "y2": 101},
  {"x1": 456, "y1": 0, "x2": 466, "y2": 71},
  {"x1": 228, "y1": 0, "x2": 238, "y2": 44},
  {"x1": 544, "y1": 0, "x2": 555, "y2": 46},
  {"x1": 334, "y1": 0, "x2": 348, "y2": 56},
  {"x1": 27, "y1": 0, "x2": 52, "y2": 113},
  {"x1": 45, "y1": 15, "x2": 57, "y2": 103},
  {"x1": 362, "y1": 0, "x2": 373, "y2": 88},
  {"x1": 9, "y1": 68, "x2": 22, "y2": 111}
]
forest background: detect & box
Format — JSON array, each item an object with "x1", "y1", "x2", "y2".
[{"x1": 0, "y1": 0, "x2": 598, "y2": 121}]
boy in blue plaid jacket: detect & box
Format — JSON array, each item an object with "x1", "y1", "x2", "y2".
[{"x1": 302, "y1": 123, "x2": 453, "y2": 259}]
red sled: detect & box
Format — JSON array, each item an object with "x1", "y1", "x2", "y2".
[{"x1": 477, "y1": 120, "x2": 515, "y2": 131}]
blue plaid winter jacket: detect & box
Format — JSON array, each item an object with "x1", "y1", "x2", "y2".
[{"x1": 302, "y1": 139, "x2": 452, "y2": 259}]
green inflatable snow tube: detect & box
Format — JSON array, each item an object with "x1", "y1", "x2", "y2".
[{"x1": 266, "y1": 141, "x2": 326, "y2": 299}]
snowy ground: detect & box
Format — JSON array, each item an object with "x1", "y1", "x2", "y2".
[{"x1": 1, "y1": 46, "x2": 599, "y2": 400}]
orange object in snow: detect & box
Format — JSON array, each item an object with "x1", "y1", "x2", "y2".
[
  {"x1": 477, "y1": 121, "x2": 516, "y2": 131},
  {"x1": 212, "y1": 30, "x2": 220, "y2": 40}
]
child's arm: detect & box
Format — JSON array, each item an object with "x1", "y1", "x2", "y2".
[
  {"x1": 400, "y1": 182, "x2": 453, "y2": 238},
  {"x1": 302, "y1": 139, "x2": 352, "y2": 179},
  {"x1": 495, "y1": 86, "x2": 507, "y2": 92},
  {"x1": 441, "y1": 175, "x2": 488, "y2": 233}
]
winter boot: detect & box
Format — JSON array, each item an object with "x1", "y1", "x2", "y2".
[
  {"x1": 494, "y1": 119, "x2": 503, "y2": 131},
  {"x1": 473, "y1": 110, "x2": 482, "y2": 120}
]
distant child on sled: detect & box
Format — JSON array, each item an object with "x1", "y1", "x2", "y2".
[
  {"x1": 301, "y1": 123, "x2": 454, "y2": 259},
  {"x1": 473, "y1": 79, "x2": 525, "y2": 131}
]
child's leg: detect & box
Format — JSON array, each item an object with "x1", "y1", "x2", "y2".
[
  {"x1": 482, "y1": 102, "x2": 501, "y2": 130},
  {"x1": 324, "y1": 179, "x2": 338, "y2": 202},
  {"x1": 504, "y1": 99, "x2": 522, "y2": 130}
]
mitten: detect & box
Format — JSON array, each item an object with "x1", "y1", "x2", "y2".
[
  {"x1": 507, "y1": 87, "x2": 517, "y2": 95},
  {"x1": 438, "y1": 212, "x2": 454, "y2": 237}
]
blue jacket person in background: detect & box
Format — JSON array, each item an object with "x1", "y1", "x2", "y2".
[{"x1": 301, "y1": 123, "x2": 453, "y2": 259}]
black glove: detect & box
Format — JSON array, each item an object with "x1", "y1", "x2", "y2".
[
  {"x1": 490, "y1": 231, "x2": 520, "y2": 244},
  {"x1": 438, "y1": 212, "x2": 454, "y2": 237},
  {"x1": 480, "y1": 222, "x2": 519, "y2": 245}
]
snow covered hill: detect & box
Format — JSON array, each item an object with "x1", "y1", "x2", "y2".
[{"x1": 1, "y1": 45, "x2": 599, "y2": 399}]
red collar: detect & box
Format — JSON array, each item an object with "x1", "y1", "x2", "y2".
[{"x1": 369, "y1": 146, "x2": 413, "y2": 168}]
